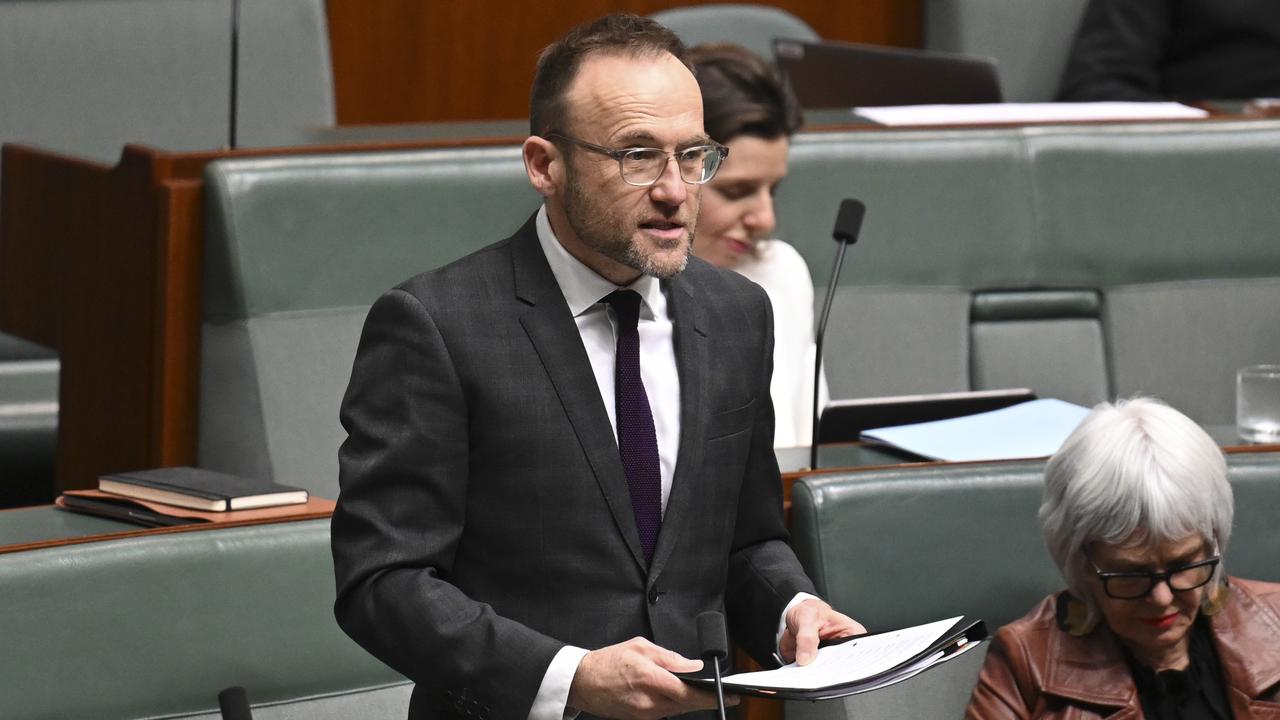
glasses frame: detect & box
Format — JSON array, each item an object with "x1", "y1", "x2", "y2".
[
  {"x1": 546, "y1": 132, "x2": 728, "y2": 187},
  {"x1": 1086, "y1": 552, "x2": 1221, "y2": 600}
]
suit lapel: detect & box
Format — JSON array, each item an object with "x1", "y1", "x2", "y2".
[
  {"x1": 649, "y1": 271, "x2": 709, "y2": 577},
  {"x1": 510, "y1": 222, "x2": 648, "y2": 573}
]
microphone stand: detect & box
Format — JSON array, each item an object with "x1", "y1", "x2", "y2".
[
  {"x1": 810, "y1": 199, "x2": 866, "y2": 470},
  {"x1": 696, "y1": 611, "x2": 729, "y2": 720},
  {"x1": 710, "y1": 651, "x2": 727, "y2": 720},
  {"x1": 228, "y1": 0, "x2": 240, "y2": 149}
]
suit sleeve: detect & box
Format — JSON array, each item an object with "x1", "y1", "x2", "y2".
[
  {"x1": 723, "y1": 285, "x2": 818, "y2": 666},
  {"x1": 965, "y1": 627, "x2": 1035, "y2": 720},
  {"x1": 330, "y1": 288, "x2": 563, "y2": 719},
  {"x1": 1057, "y1": 0, "x2": 1172, "y2": 101}
]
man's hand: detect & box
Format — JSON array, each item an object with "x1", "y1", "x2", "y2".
[
  {"x1": 779, "y1": 598, "x2": 866, "y2": 666},
  {"x1": 567, "y1": 637, "x2": 736, "y2": 719}
]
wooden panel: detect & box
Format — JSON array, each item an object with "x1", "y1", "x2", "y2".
[
  {"x1": 326, "y1": 0, "x2": 922, "y2": 124},
  {"x1": 0, "y1": 135, "x2": 550, "y2": 497},
  {"x1": 0, "y1": 146, "x2": 164, "y2": 490},
  {"x1": 152, "y1": 179, "x2": 206, "y2": 468}
]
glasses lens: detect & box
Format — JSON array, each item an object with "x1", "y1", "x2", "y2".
[
  {"x1": 620, "y1": 149, "x2": 667, "y2": 185},
  {"x1": 687, "y1": 146, "x2": 726, "y2": 184},
  {"x1": 618, "y1": 146, "x2": 725, "y2": 185},
  {"x1": 1169, "y1": 560, "x2": 1216, "y2": 591},
  {"x1": 673, "y1": 146, "x2": 709, "y2": 183},
  {"x1": 1101, "y1": 558, "x2": 1218, "y2": 599},
  {"x1": 1104, "y1": 576, "x2": 1154, "y2": 599}
]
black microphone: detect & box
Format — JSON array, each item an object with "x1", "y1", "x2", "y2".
[
  {"x1": 217, "y1": 686, "x2": 254, "y2": 720},
  {"x1": 811, "y1": 199, "x2": 867, "y2": 469},
  {"x1": 696, "y1": 610, "x2": 729, "y2": 720}
]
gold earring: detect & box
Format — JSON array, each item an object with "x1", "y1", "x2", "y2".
[
  {"x1": 1056, "y1": 592, "x2": 1099, "y2": 636},
  {"x1": 1201, "y1": 577, "x2": 1231, "y2": 617}
]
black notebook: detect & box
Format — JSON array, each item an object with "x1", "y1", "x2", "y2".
[
  {"x1": 98, "y1": 466, "x2": 309, "y2": 512},
  {"x1": 58, "y1": 492, "x2": 204, "y2": 527}
]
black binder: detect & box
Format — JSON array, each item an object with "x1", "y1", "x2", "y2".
[{"x1": 682, "y1": 616, "x2": 988, "y2": 701}]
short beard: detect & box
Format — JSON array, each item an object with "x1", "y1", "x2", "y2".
[{"x1": 563, "y1": 168, "x2": 692, "y2": 280}]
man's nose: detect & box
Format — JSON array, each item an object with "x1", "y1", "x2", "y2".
[{"x1": 648, "y1": 156, "x2": 688, "y2": 205}]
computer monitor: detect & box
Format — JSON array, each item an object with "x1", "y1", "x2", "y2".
[
  {"x1": 818, "y1": 388, "x2": 1035, "y2": 444},
  {"x1": 775, "y1": 38, "x2": 1004, "y2": 109}
]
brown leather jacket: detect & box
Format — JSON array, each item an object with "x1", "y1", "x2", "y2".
[{"x1": 966, "y1": 578, "x2": 1280, "y2": 719}]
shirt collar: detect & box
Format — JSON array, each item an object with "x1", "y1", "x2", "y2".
[{"x1": 535, "y1": 204, "x2": 665, "y2": 319}]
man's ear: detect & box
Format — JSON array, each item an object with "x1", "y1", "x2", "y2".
[{"x1": 523, "y1": 136, "x2": 562, "y2": 198}]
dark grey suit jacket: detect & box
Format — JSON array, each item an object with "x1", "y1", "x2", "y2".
[{"x1": 332, "y1": 215, "x2": 815, "y2": 719}]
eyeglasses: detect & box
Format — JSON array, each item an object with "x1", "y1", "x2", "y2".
[
  {"x1": 1086, "y1": 553, "x2": 1221, "y2": 600},
  {"x1": 547, "y1": 132, "x2": 728, "y2": 186}
]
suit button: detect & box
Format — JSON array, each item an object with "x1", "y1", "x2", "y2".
[{"x1": 648, "y1": 585, "x2": 660, "y2": 604}]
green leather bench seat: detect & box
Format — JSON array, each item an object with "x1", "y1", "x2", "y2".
[
  {"x1": 1028, "y1": 121, "x2": 1280, "y2": 426},
  {"x1": 785, "y1": 450, "x2": 1280, "y2": 719},
  {"x1": 0, "y1": 0, "x2": 333, "y2": 162},
  {"x1": 778, "y1": 128, "x2": 1032, "y2": 401},
  {"x1": 0, "y1": 335, "x2": 58, "y2": 507},
  {"x1": 969, "y1": 289, "x2": 1108, "y2": 406},
  {"x1": 193, "y1": 119, "x2": 1280, "y2": 487},
  {"x1": 649, "y1": 4, "x2": 819, "y2": 62},
  {"x1": 199, "y1": 148, "x2": 539, "y2": 498},
  {"x1": 0, "y1": 519, "x2": 409, "y2": 720},
  {"x1": 791, "y1": 450, "x2": 1280, "y2": 632},
  {"x1": 778, "y1": 120, "x2": 1280, "y2": 426},
  {"x1": 923, "y1": 0, "x2": 1091, "y2": 102}
]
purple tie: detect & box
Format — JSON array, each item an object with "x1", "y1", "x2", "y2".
[{"x1": 603, "y1": 290, "x2": 662, "y2": 564}]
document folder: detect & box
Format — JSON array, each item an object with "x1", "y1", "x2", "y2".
[{"x1": 682, "y1": 616, "x2": 987, "y2": 701}]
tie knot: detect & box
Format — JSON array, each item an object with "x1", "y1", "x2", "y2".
[{"x1": 603, "y1": 290, "x2": 643, "y2": 331}]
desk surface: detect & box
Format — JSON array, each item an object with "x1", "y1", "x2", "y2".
[
  {"x1": 778, "y1": 424, "x2": 1256, "y2": 473},
  {"x1": 11, "y1": 428, "x2": 1266, "y2": 554},
  {"x1": 0, "y1": 501, "x2": 333, "y2": 555},
  {"x1": 0, "y1": 504, "x2": 135, "y2": 548},
  {"x1": 284, "y1": 102, "x2": 1280, "y2": 148}
]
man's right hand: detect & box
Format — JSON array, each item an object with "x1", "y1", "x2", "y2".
[{"x1": 566, "y1": 637, "x2": 734, "y2": 719}]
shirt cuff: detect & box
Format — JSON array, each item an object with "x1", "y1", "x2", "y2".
[
  {"x1": 528, "y1": 645, "x2": 590, "y2": 720},
  {"x1": 775, "y1": 592, "x2": 823, "y2": 660}
]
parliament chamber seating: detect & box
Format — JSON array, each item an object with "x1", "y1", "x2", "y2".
[
  {"x1": 0, "y1": 519, "x2": 410, "y2": 719},
  {"x1": 0, "y1": 0, "x2": 334, "y2": 505},
  {"x1": 922, "y1": 0, "x2": 1090, "y2": 101},
  {"x1": 785, "y1": 450, "x2": 1280, "y2": 719},
  {"x1": 193, "y1": 119, "x2": 1280, "y2": 489},
  {"x1": 198, "y1": 147, "x2": 540, "y2": 498},
  {"x1": 777, "y1": 119, "x2": 1280, "y2": 428},
  {"x1": 0, "y1": 0, "x2": 333, "y2": 161},
  {"x1": 5, "y1": 451, "x2": 1273, "y2": 719},
  {"x1": 44, "y1": 117, "x2": 1260, "y2": 719},
  {"x1": 649, "y1": 3, "x2": 820, "y2": 61}
]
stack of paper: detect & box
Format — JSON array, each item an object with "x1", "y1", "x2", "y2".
[
  {"x1": 683, "y1": 616, "x2": 987, "y2": 700},
  {"x1": 855, "y1": 102, "x2": 1209, "y2": 127},
  {"x1": 860, "y1": 398, "x2": 1092, "y2": 462}
]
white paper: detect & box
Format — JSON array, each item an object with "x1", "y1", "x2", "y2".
[
  {"x1": 855, "y1": 102, "x2": 1209, "y2": 127},
  {"x1": 721, "y1": 616, "x2": 961, "y2": 691},
  {"x1": 860, "y1": 398, "x2": 1091, "y2": 462}
]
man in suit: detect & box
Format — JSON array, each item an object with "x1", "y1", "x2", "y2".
[{"x1": 331, "y1": 14, "x2": 862, "y2": 720}]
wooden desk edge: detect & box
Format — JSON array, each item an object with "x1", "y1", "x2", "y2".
[{"x1": 0, "y1": 505, "x2": 334, "y2": 556}]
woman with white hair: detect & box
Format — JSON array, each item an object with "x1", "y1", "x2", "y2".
[{"x1": 966, "y1": 397, "x2": 1280, "y2": 718}]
